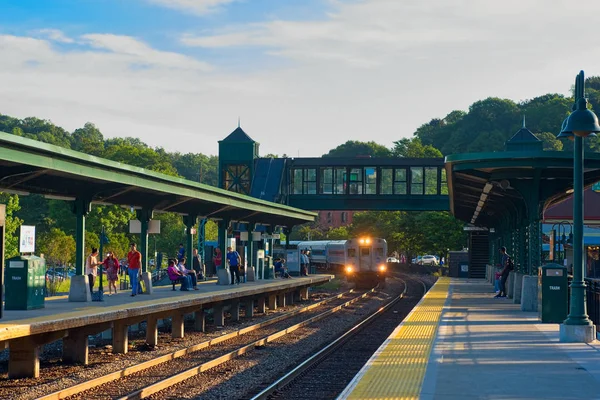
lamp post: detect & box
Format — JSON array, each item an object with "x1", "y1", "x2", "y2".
[
  {"x1": 557, "y1": 70, "x2": 600, "y2": 343},
  {"x1": 551, "y1": 221, "x2": 573, "y2": 264}
]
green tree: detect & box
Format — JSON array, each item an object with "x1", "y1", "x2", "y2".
[
  {"x1": 38, "y1": 228, "x2": 76, "y2": 266},
  {"x1": 392, "y1": 138, "x2": 443, "y2": 158},
  {"x1": 71, "y1": 122, "x2": 105, "y2": 156},
  {"x1": 0, "y1": 194, "x2": 24, "y2": 257},
  {"x1": 323, "y1": 140, "x2": 392, "y2": 158},
  {"x1": 325, "y1": 226, "x2": 349, "y2": 240}
]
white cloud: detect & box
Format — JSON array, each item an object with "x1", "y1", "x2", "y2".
[
  {"x1": 145, "y1": 0, "x2": 237, "y2": 15},
  {"x1": 36, "y1": 29, "x2": 75, "y2": 43},
  {"x1": 3, "y1": 0, "x2": 600, "y2": 159}
]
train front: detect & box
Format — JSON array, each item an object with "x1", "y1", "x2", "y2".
[{"x1": 344, "y1": 237, "x2": 388, "y2": 287}]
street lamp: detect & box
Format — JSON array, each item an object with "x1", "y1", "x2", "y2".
[
  {"x1": 557, "y1": 70, "x2": 600, "y2": 343},
  {"x1": 551, "y1": 221, "x2": 573, "y2": 264}
]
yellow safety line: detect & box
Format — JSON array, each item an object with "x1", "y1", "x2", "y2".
[{"x1": 346, "y1": 277, "x2": 450, "y2": 400}]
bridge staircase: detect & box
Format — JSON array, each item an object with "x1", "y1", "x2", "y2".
[
  {"x1": 250, "y1": 158, "x2": 287, "y2": 203},
  {"x1": 468, "y1": 231, "x2": 489, "y2": 279}
]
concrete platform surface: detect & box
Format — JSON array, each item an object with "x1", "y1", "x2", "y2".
[
  {"x1": 422, "y1": 279, "x2": 600, "y2": 400},
  {"x1": 0, "y1": 275, "x2": 332, "y2": 342}
]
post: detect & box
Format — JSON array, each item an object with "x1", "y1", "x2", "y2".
[
  {"x1": 69, "y1": 198, "x2": 92, "y2": 302},
  {"x1": 563, "y1": 135, "x2": 592, "y2": 327},
  {"x1": 184, "y1": 215, "x2": 197, "y2": 263},
  {"x1": 137, "y1": 208, "x2": 153, "y2": 294},
  {"x1": 0, "y1": 204, "x2": 5, "y2": 319}
]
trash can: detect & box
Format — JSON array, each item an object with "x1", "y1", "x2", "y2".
[
  {"x1": 458, "y1": 262, "x2": 469, "y2": 278},
  {"x1": 5, "y1": 255, "x2": 46, "y2": 310},
  {"x1": 538, "y1": 263, "x2": 568, "y2": 323},
  {"x1": 263, "y1": 256, "x2": 274, "y2": 279}
]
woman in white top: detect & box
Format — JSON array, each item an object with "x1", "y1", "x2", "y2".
[{"x1": 85, "y1": 247, "x2": 101, "y2": 294}]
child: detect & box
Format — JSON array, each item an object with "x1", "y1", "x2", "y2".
[{"x1": 494, "y1": 270, "x2": 501, "y2": 294}]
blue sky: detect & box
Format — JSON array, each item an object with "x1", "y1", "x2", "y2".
[{"x1": 0, "y1": 0, "x2": 599, "y2": 157}]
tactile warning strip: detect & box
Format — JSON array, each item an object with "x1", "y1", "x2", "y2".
[{"x1": 342, "y1": 277, "x2": 450, "y2": 400}]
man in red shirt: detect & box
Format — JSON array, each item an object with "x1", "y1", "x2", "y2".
[{"x1": 127, "y1": 242, "x2": 142, "y2": 297}]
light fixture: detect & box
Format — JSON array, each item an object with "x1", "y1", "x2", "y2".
[
  {"x1": 561, "y1": 98, "x2": 600, "y2": 138},
  {"x1": 566, "y1": 188, "x2": 574, "y2": 194},
  {"x1": 0, "y1": 188, "x2": 30, "y2": 196},
  {"x1": 44, "y1": 194, "x2": 76, "y2": 201}
]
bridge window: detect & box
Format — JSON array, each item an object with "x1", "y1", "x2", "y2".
[
  {"x1": 320, "y1": 168, "x2": 334, "y2": 194},
  {"x1": 411, "y1": 167, "x2": 424, "y2": 194},
  {"x1": 425, "y1": 167, "x2": 438, "y2": 195},
  {"x1": 364, "y1": 167, "x2": 377, "y2": 194},
  {"x1": 441, "y1": 168, "x2": 448, "y2": 195},
  {"x1": 335, "y1": 168, "x2": 345, "y2": 194},
  {"x1": 348, "y1": 168, "x2": 363, "y2": 195},
  {"x1": 303, "y1": 168, "x2": 317, "y2": 194},
  {"x1": 381, "y1": 168, "x2": 393, "y2": 194},
  {"x1": 394, "y1": 169, "x2": 407, "y2": 195},
  {"x1": 292, "y1": 169, "x2": 303, "y2": 194}
]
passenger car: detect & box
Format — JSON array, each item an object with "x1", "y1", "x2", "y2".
[{"x1": 419, "y1": 255, "x2": 438, "y2": 266}]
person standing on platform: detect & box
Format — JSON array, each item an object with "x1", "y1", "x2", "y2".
[
  {"x1": 127, "y1": 243, "x2": 142, "y2": 297},
  {"x1": 494, "y1": 246, "x2": 511, "y2": 298},
  {"x1": 192, "y1": 249, "x2": 205, "y2": 281},
  {"x1": 85, "y1": 248, "x2": 101, "y2": 294},
  {"x1": 103, "y1": 252, "x2": 120, "y2": 295},
  {"x1": 226, "y1": 246, "x2": 241, "y2": 285},
  {"x1": 177, "y1": 243, "x2": 185, "y2": 261}
]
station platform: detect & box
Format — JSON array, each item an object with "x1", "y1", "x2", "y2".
[
  {"x1": 0, "y1": 274, "x2": 332, "y2": 379},
  {"x1": 339, "y1": 277, "x2": 600, "y2": 400}
]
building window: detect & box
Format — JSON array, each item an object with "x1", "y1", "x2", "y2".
[
  {"x1": 223, "y1": 164, "x2": 251, "y2": 194},
  {"x1": 327, "y1": 212, "x2": 332, "y2": 224},
  {"x1": 394, "y1": 169, "x2": 407, "y2": 195},
  {"x1": 410, "y1": 167, "x2": 424, "y2": 195},
  {"x1": 341, "y1": 212, "x2": 347, "y2": 223}
]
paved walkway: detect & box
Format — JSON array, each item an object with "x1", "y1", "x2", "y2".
[{"x1": 341, "y1": 278, "x2": 600, "y2": 400}]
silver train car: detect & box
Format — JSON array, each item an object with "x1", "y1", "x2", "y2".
[{"x1": 344, "y1": 237, "x2": 388, "y2": 287}]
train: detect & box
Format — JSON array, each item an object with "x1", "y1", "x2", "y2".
[{"x1": 277, "y1": 237, "x2": 388, "y2": 287}]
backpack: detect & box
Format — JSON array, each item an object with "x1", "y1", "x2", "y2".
[{"x1": 507, "y1": 257, "x2": 515, "y2": 271}]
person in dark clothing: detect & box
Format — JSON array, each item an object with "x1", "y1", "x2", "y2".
[
  {"x1": 495, "y1": 246, "x2": 511, "y2": 298},
  {"x1": 192, "y1": 248, "x2": 205, "y2": 281},
  {"x1": 226, "y1": 246, "x2": 241, "y2": 285}
]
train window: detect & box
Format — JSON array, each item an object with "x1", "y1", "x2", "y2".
[
  {"x1": 320, "y1": 167, "x2": 333, "y2": 194},
  {"x1": 441, "y1": 168, "x2": 448, "y2": 195},
  {"x1": 381, "y1": 168, "x2": 393, "y2": 194},
  {"x1": 410, "y1": 167, "x2": 424, "y2": 195},
  {"x1": 425, "y1": 167, "x2": 438, "y2": 195},
  {"x1": 347, "y1": 248, "x2": 356, "y2": 257},
  {"x1": 361, "y1": 248, "x2": 370, "y2": 256},
  {"x1": 394, "y1": 169, "x2": 407, "y2": 195},
  {"x1": 375, "y1": 247, "x2": 384, "y2": 257}
]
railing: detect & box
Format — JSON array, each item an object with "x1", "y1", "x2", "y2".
[{"x1": 585, "y1": 278, "x2": 600, "y2": 334}]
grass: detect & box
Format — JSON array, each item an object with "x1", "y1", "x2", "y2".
[
  {"x1": 46, "y1": 273, "x2": 125, "y2": 296},
  {"x1": 315, "y1": 277, "x2": 343, "y2": 291}
]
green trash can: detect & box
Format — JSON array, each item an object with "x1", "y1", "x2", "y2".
[
  {"x1": 263, "y1": 256, "x2": 274, "y2": 279},
  {"x1": 5, "y1": 255, "x2": 46, "y2": 310},
  {"x1": 538, "y1": 263, "x2": 568, "y2": 323},
  {"x1": 458, "y1": 262, "x2": 469, "y2": 278}
]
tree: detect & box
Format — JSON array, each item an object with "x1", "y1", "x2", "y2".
[
  {"x1": 323, "y1": 140, "x2": 392, "y2": 158},
  {"x1": 38, "y1": 228, "x2": 76, "y2": 266},
  {"x1": 392, "y1": 138, "x2": 443, "y2": 158},
  {"x1": 71, "y1": 122, "x2": 105, "y2": 156},
  {"x1": 325, "y1": 226, "x2": 349, "y2": 240},
  {"x1": 0, "y1": 194, "x2": 24, "y2": 257}
]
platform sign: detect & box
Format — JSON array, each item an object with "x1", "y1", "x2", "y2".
[{"x1": 19, "y1": 225, "x2": 35, "y2": 253}]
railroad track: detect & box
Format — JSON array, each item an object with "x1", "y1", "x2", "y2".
[
  {"x1": 38, "y1": 287, "x2": 377, "y2": 400},
  {"x1": 248, "y1": 275, "x2": 429, "y2": 400}
]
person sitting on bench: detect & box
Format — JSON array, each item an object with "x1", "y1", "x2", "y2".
[
  {"x1": 274, "y1": 258, "x2": 291, "y2": 279},
  {"x1": 167, "y1": 259, "x2": 191, "y2": 291}
]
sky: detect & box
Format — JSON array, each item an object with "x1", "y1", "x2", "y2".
[{"x1": 1, "y1": 0, "x2": 600, "y2": 157}]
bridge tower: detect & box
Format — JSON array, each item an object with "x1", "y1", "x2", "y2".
[{"x1": 218, "y1": 126, "x2": 259, "y2": 195}]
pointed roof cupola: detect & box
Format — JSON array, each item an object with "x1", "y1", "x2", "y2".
[{"x1": 505, "y1": 116, "x2": 543, "y2": 152}]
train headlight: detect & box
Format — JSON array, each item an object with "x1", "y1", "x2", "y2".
[
  {"x1": 366, "y1": 238, "x2": 371, "y2": 244},
  {"x1": 379, "y1": 265, "x2": 386, "y2": 272},
  {"x1": 345, "y1": 265, "x2": 354, "y2": 273}
]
